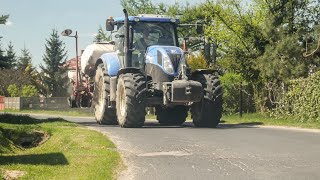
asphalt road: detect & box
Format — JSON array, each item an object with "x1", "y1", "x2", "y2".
[{"x1": 27, "y1": 114, "x2": 320, "y2": 180}]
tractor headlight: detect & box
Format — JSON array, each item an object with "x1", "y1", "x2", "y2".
[{"x1": 163, "y1": 54, "x2": 174, "y2": 74}]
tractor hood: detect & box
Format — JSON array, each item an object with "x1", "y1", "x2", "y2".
[{"x1": 145, "y1": 46, "x2": 185, "y2": 75}]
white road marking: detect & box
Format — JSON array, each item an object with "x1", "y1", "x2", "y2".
[{"x1": 138, "y1": 151, "x2": 192, "y2": 157}]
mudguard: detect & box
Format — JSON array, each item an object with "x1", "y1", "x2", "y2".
[{"x1": 96, "y1": 52, "x2": 121, "y2": 76}]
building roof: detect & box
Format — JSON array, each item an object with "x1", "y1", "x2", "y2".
[{"x1": 65, "y1": 56, "x2": 81, "y2": 70}]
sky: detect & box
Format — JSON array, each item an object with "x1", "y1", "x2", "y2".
[{"x1": 0, "y1": 0, "x2": 202, "y2": 68}]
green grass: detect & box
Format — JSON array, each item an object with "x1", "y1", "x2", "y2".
[
  {"x1": 0, "y1": 114, "x2": 122, "y2": 179},
  {"x1": 222, "y1": 113, "x2": 320, "y2": 129},
  {"x1": 2, "y1": 109, "x2": 93, "y2": 117}
]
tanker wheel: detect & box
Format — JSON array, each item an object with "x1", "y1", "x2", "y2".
[
  {"x1": 116, "y1": 73, "x2": 146, "y2": 128},
  {"x1": 80, "y1": 94, "x2": 90, "y2": 108},
  {"x1": 191, "y1": 73, "x2": 222, "y2": 128},
  {"x1": 93, "y1": 64, "x2": 118, "y2": 125},
  {"x1": 155, "y1": 106, "x2": 188, "y2": 125},
  {"x1": 68, "y1": 95, "x2": 76, "y2": 108}
]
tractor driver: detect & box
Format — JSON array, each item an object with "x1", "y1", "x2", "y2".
[{"x1": 134, "y1": 29, "x2": 151, "y2": 51}]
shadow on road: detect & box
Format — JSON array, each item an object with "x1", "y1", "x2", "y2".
[
  {"x1": 76, "y1": 121, "x2": 102, "y2": 126},
  {"x1": 217, "y1": 122, "x2": 264, "y2": 129},
  {"x1": 75, "y1": 120, "x2": 263, "y2": 129}
]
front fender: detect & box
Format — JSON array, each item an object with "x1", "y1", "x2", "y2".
[{"x1": 96, "y1": 52, "x2": 121, "y2": 76}]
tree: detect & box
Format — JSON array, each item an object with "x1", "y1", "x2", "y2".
[
  {"x1": 94, "y1": 26, "x2": 111, "y2": 42},
  {"x1": 257, "y1": 0, "x2": 320, "y2": 81},
  {"x1": 0, "y1": 15, "x2": 9, "y2": 25},
  {"x1": 40, "y1": 29, "x2": 69, "y2": 97},
  {"x1": 17, "y1": 46, "x2": 32, "y2": 71},
  {"x1": 0, "y1": 41, "x2": 8, "y2": 69},
  {"x1": 6, "y1": 42, "x2": 17, "y2": 69},
  {"x1": 0, "y1": 69, "x2": 31, "y2": 96},
  {"x1": 252, "y1": 0, "x2": 320, "y2": 109},
  {"x1": 121, "y1": 0, "x2": 157, "y2": 15},
  {"x1": 121, "y1": 0, "x2": 188, "y2": 16},
  {"x1": 0, "y1": 15, "x2": 10, "y2": 69}
]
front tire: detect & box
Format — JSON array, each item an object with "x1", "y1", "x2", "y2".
[
  {"x1": 93, "y1": 64, "x2": 118, "y2": 125},
  {"x1": 156, "y1": 106, "x2": 188, "y2": 125},
  {"x1": 191, "y1": 73, "x2": 222, "y2": 127},
  {"x1": 116, "y1": 73, "x2": 146, "y2": 128}
]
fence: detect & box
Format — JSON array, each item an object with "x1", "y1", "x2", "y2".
[
  {"x1": 0, "y1": 96, "x2": 4, "y2": 110},
  {"x1": 4, "y1": 97, "x2": 21, "y2": 110},
  {"x1": 4, "y1": 97, "x2": 70, "y2": 110}
]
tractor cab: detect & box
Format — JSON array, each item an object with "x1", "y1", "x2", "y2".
[{"x1": 106, "y1": 15, "x2": 180, "y2": 68}]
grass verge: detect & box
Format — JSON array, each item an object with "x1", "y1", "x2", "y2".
[
  {"x1": 2, "y1": 109, "x2": 93, "y2": 117},
  {"x1": 222, "y1": 113, "x2": 320, "y2": 129},
  {"x1": 0, "y1": 114, "x2": 122, "y2": 179}
]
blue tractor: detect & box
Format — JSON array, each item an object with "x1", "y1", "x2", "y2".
[{"x1": 86, "y1": 9, "x2": 222, "y2": 128}]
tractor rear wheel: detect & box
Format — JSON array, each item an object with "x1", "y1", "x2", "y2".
[
  {"x1": 116, "y1": 73, "x2": 146, "y2": 128},
  {"x1": 93, "y1": 64, "x2": 118, "y2": 125},
  {"x1": 156, "y1": 106, "x2": 188, "y2": 125},
  {"x1": 191, "y1": 73, "x2": 222, "y2": 128}
]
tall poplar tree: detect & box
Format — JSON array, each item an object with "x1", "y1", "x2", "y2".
[{"x1": 40, "y1": 29, "x2": 69, "y2": 97}]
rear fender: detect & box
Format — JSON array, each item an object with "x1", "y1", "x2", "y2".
[{"x1": 95, "y1": 52, "x2": 121, "y2": 76}]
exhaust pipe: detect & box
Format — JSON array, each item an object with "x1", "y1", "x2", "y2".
[{"x1": 123, "y1": 9, "x2": 131, "y2": 67}]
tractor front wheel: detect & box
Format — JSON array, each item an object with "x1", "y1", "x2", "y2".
[
  {"x1": 191, "y1": 73, "x2": 222, "y2": 128},
  {"x1": 116, "y1": 73, "x2": 146, "y2": 128}
]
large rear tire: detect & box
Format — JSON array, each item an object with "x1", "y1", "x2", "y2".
[
  {"x1": 93, "y1": 64, "x2": 118, "y2": 125},
  {"x1": 156, "y1": 106, "x2": 188, "y2": 125},
  {"x1": 116, "y1": 73, "x2": 146, "y2": 128},
  {"x1": 191, "y1": 73, "x2": 222, "y2": 128}
]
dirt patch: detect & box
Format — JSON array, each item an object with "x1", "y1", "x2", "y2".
[
  {"x1": 17, "y1": 131, "x2": 50, "y2": 148},
  {"x1": 3, "y1": 170, "x2": 27, "y2": 180}
]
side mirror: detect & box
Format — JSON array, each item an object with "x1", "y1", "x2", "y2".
[{"x1": 106, "y1": 17, "x2": 115, "y2": 31}]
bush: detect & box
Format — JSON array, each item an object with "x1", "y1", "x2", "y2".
[
  {"x1": 220, "y1": 72, "x2": 255, "y2": 114},
  {"x1": 272, "y1": 71, "x2": 320, "y2": 122},
  {"x1": 21, "y1": 85, "x2": 38, "y2": 97},
  {"x1": 7, "y1": 84, "x2": 19, "y2": 97},
  {"x1": 186, "y1": 53, "x2": 208, "y2": 72}
]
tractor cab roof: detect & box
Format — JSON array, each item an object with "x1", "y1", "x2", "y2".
[{"x1": 114, "y1": 15, "x2": 180, "y2": 24}]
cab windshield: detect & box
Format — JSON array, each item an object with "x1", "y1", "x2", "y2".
[
  {"x1": 132, "y1": 22, "x2": 177, "y2": 49},
  {"x1": 113, "y1": 21, "x2": 177, "y2": 68}
]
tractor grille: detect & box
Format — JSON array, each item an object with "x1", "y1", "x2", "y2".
[{"x1": 168, "y1": 54, "x2": 181, "y2": 72}]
